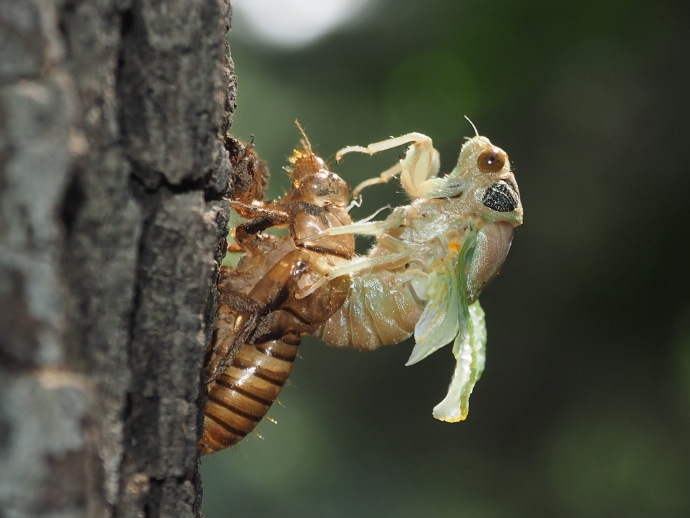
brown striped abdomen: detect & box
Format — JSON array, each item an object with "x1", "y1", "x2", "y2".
[
  {"x1": 200, "y1": 251, "x2": 351, "y2": 455},
  {"x1": 200, "y1": 334, "x2": 299, "y2": 455}
]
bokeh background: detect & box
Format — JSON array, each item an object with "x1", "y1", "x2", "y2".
[{"x1": 201, "y1": 1, "x2": 690, "y2": 517}]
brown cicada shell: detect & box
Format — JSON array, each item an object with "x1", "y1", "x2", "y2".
[
  {"x1": 224, "y1": 135, "x2": 270, "y2": 205},
  {"x1": 199, "y1": 127, "x2": 354, "y2": 454}
]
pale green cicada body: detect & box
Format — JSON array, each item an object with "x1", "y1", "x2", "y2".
[{"x1": 304, "y1": 125, "x2": 523, "y2": 422}]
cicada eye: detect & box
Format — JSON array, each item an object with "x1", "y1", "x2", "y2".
[{"x1": 477, "y1": 149, "x2": 507, "y2": 173}]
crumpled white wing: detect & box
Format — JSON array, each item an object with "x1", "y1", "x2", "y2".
[
  {"x1": 432, "y1": 300, "x2": 486, "y2": 422},
  {"x1": 404, "y1": 222, "x2": 487, "y2": 421},
  {"x1": 406, "y1": 265, "x2": 460, "y2": 366}
]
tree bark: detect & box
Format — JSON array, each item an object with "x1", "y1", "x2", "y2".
[{"x1": 0, "y1": 1, "x2": 235, "y2": 517}]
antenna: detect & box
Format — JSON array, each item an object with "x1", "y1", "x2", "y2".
[
  {"x1": 464, "y1": 115, "x2": 479, "y2": 137},
  {"x1": 294, "y1": 119, "x2": 313, "y2": 154}
]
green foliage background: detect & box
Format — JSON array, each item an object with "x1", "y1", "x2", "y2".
[{"x1": 202, "y1": 1, "x2": 690, "y2": 516}]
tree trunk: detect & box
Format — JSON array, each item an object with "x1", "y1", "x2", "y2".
[{"x1": 0, "y1": 1, "x2": 235, "y2": 517}]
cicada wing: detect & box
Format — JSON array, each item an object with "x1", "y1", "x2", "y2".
[
  {"x1": 432, "y1": 300, "x2": 487, "y2": 422},
  {"x1": 406, "y1": 265, "x2": 461, "y2": 366}
]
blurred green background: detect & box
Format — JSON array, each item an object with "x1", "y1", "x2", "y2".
[{"x1": 202, "y1": 1, "x2": 690, "y2": 517}]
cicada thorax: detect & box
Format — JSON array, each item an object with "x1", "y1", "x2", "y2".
[{"x1": 199, "y1": 132, "x2": 354, "y2": 454}]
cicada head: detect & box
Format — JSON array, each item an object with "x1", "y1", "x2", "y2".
[
  {"x1": 446, "y1": 137, "x2": 522, "y2": 302},
  {"x1": 449, "y1": 136, "x2": 523, "y2": 228}
]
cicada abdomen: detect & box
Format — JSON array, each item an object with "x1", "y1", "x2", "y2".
[
  {"x1": 202, "y1": 249, "x2": 351, "y2": 453},
  {"x1": 199, "y1": 129, "x2": 354, "y2": 454},
  {"x1": 315, "y1": 268, "x2": 423, "y2": 351}
]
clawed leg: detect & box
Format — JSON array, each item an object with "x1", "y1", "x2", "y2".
[
  {"x1": 352, "y1": 162, "x2": 401, "y2": 198},
  {"x1": 336, "y1": 133, "x2": 440, "y2": 199},
  {"x1": 336, "y1": 132, "x2": 432, "y2": 161},
  {"x1": 228, "y1": 201, "x2": 290, "y2": 253}
]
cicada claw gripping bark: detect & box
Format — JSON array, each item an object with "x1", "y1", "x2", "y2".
[{"x1": 200, "y1": 123, "x2": 523, "y2": 454}]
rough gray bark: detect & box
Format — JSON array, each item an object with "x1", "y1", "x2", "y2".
[{"x1": 0, "y1": 1, "x2": 235, "y2": 517}]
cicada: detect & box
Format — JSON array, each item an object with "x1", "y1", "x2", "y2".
[
  {"x1": 304, "y1": 126, "x2": 523, "y2": 422},
  {"x1": 199, "y1": 128, "x2": 355, "y2": 454},
  {"x1": 200, "y1": 123, "x2": 523, "y2": 454}
]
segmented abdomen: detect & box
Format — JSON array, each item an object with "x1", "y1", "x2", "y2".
[
  {"x1": 200, "y1": 334, "x2": 299, "y2": 455},
  {"x1": 315, "y1": 269, "x2": 424, "y2": 351},
  {"x1": 200, "y1": 250, "x2": 351, "y2": 455}
]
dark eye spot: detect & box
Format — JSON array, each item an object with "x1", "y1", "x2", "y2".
[
  {"x1": 477, "y1": 148, "x2": 507, "y2": 173},
  {"x1": 482, "y1": 181, "x2": 518, "y2": 212}
]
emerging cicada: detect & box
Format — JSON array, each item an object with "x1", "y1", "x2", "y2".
[
  {"x1": 304, "y1": 126, "x2": 523, "y2": 422},
  {"x1": 200, "y1": 123, "x2": 523, "y2": 454},
  {"x1": 199, "y1": 128, "x2": 354, "y2": 454}
]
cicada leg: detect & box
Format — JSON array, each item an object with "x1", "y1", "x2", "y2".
[
  {"x1": 297, "y1": 207, "x2": 407, "y2": 242},
  {"x1": 229, "y1": 201, "x2": 291, "y2": 255},
  {"x1": 297, "y1": 247, "x2": 411, "y2": 299},
  {"x1": 336, "y1": 133, "x2": 440, "y2": 199},
  {"x1": 351, "y1": 162, "x2": 402, "y2": 199}
]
